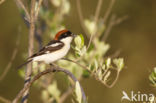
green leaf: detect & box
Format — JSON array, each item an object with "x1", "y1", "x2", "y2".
[
  {"x1": 94, "y1": 59, "x2": 98, "y2": 70},
  {"x1": 113, "y1": 58, "x2": 124, "y2": 71},
  {"x1": 149, "y1": 67, "x2": 156, "y2": 86},
  {"x1": 83, "y1": 70, "x2": 90, "y2": 78},
  {"x1": 41, "y1": 90, "x2": 49, "y2": 102},
  {"x1": 84, "y1": 19, "x2": 96, "y2": 34},
  {"x1": 79, "y1": 34, "x2": 84, "y2": 47},
  {"x1": 106, "y1": 58, "x2": 111, "y2": 68},
  {"x1": 47, "y1": 81, "x2": 60, "y2": 102},
  {"x1": 103, "y1": 71, "x2": 111, "y2": 83},
  {"x1": 74, "y1": 34, "x2": 84, "y2": 49},
  {"x1": 75, "y1": 81, "x2": 82, "y2": 103}
]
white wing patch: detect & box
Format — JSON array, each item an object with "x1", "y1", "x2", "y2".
[
  {"x1": 45, "y1": 51, "x2": 50, "y2": 53},
  {"x1": 49, "y1": 43, "x2": 62, "y2": 47}
]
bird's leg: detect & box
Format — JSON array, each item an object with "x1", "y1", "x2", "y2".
[
  {"x1": 49, "y1": 63, "x2": 54, "y2": 66},
  {"x1": 49, "y1": 63, "x2": 57, "y2": 72}
]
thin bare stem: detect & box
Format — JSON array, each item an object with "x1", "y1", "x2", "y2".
[
  {"x1": 22, "y1": 0, "x2": 36, "y2": 103},
  {"x1": 34, "y1": 0, "x2": 43, "y2": 21},
  {"x1": 87, "y1": 0, "x2": 103, "y2": 50},
  {"x1": 62, "y1": 58, "x2": 90, "y2": 73},
  {"x1": 102, "y1": 15, "x2": 128, "y2": 41},
  {"x1": 103, "y1": 0, "x2": 116, "y2": 23},
  {"x1": 59, "y1": 77, "x2": 82, "y2": 103},
  {"x1": 62, "y1": 58, "x2": 120, "y2": 88},
  {"x1": 12, "y1": 66, "x2": 87, "y2": 103},
  {"x1": 76, "y1": 0, "x2": 90, "y2": 39},
  {"x1": 94, "y1": 0, "x2": 103, "y2": 23},
  {"x1": 0, "y1": 27, "x2": 21, "y2": 81},
  {"x1": 14, "y1": 0, "x2": 30, "y2": 21},
  {"x1": 0, "y1": 0, "x2": 5, "y2": 5},
  {"x1": 102, "y1": 14, "x2": 116, "y2": 41},
  {"x1": 104, "y1": 70, "x2": 120, "y2": 88},
  {"x1": 59, "y1": 87, "x2": 73, "y2": 103},
  {"x1": 0, "y1": 96, "x2": 11, "y2": 103}
]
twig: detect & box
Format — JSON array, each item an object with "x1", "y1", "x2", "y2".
[
  {"x1": 86, "y1": 0, "x2": 103, "y2": 50},
  {"x1": 14, "y1": 0, "x2": 30, "y2": 21},
  {"x1": 76, "y1": 0, "x2": 90, "y2": 39},
  {"x1": 104, "y1": 70, "x2": 120, "y2": 88},
  {"x1": 59, "y1": 76, "x2": 83, "y2": 103},
  {"x1": 0, "y1": 27, "x2": 21, "y2": 81},
  {"x1": 0, "y1": 96, "x2": 11, "y2": 103},
  {"x1": 62, "y1": 58, "x2": 90, "y2": 73},
  {"x1": 102, "y1": 14, "x2": 116, "y2": 41},
  {"x1": 62, "y1": 58, "x2": 120, "y2": 88},
  {"x1": 12, "y1": 66, "x2": 87, "y2": 103},
  {"x1": 34, "y1": 0, "x2": 43, "y2": 21},
  {"x1": 59, "y1": 87, "x2": 73, "y2": 103},
  {"x1": 22, "y1": 0, "x2": 36, "y2": 103},
  {"x1": 103, "y1": 0, "x2": 116, "y2": 23},
  {"x1": 102, "y1": 15, "x2": 128, "y2": 41},
  {"x1": 94, "y1": 0, "x2": 103, "y2": 24},
  {"x1": 60, "y1": 56, "x2": 121, "y2": 102},
  {"x1": 0, "y1": 0, "x2": 5, "y2": 5}
]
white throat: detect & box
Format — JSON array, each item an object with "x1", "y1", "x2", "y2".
[{"x1": 60, "y1": 36, "x2": 73, "y2": 45}]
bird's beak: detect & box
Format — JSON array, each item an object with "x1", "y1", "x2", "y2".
[{"x1": 72, "y1": 33, "x2": 77, "y2": 38}]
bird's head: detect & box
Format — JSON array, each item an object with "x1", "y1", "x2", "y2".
[{"x1": 54, "y1": 29, "x2": 76, "y2": 44}]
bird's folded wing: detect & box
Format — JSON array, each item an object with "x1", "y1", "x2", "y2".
[{"x1": 29, "y1": 40, "x2": 64, "y2": 58}]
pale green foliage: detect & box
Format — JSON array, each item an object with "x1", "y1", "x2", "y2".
[
  {"x1": 103, "y1": 71, "x2": 111, "y2": 83},
  {"x1": 74, "y1": 34, "x2": 84, "y2": 49},
  {"x1": 90, "y1": 57, "x2": 124, "y2": 84},
  {"x1": 75, "y1": 81, "x2": 82, "y2": 103},
  {"x1": 41, "y1": 81, "x2": 61, "y2": 103},
  {"x1": 106, "y1": 58, "x2": 111, "y2": 68},
  {"x1": 94, "y1": 38, "x2": 110, "y2": 57},
  {"x1": 58, "y1": 56, "x2": 83, "y2": 78},
  {"x1": 51, "y1": 0, "x2": 62, "y2": 7},
  {"x1": 113, "y1": 58, "x2": 124, "y2": 71},
  {"x1": 47, "y1": 81, "x2": 61, "y2": 102},
  {"x1": 84, "y1": 19, "x2": 96, "y2": 34},
  {"x1": 149, "y1": 67, "x2": 156, "y2": 86},
  {"x1": 74, "y1": 34, "x2": 86, "y2": 57},
  {"x1": 51, "y1": 0, "x2": 70, "y2": 14}
]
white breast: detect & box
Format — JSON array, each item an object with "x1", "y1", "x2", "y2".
[{"x1": 33, "y1": 44, "x2": 70, "y2": 64}]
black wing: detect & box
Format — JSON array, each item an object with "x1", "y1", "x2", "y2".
[{"x1": 29, "y1": 40, "x2": 64, "y2": 58}]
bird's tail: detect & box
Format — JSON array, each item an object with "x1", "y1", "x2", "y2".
[{"x1": 17, "y1": 59, "x2": 32, "y2": 70}]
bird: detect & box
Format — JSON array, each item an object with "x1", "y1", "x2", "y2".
[{"x1": 18, "y1": 29, "x2": 76, "y2": 69}]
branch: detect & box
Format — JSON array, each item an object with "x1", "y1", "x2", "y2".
[
  {"x1": 0, "y1": 27, "x2": 21, "y2": 81},
  {"x1": 103, "y1": 0, "x2": 116, "y2": 23},
  {"x1": 12, "y1": 66, "x2": 87, "y2": 103},
  {"x1": 102, "y1": 15, "x2": 128, "y2": 41},
  {"x1": 0, "y1": 0, "x2": 5, "y2": 5},
  {"x1": 102, "y1": 14, "x2": 116, "y2": 41},
  {"x1": 104, "y1": 70, "x2": 120, "y2": 88},
  {"x1": 94, "y1": 0, "x2": 103, "y2": 24},
  {"x1": 0, "y1": 96, "x2": 11, "y2": 103},
  {"x1": 87, "y1": 0, "x2": 103, "y2": 50},
  {"x1": 62, "y1": 58, "x2": 121, "y2": 88},
  {"x1": 14, "y1": 0, "x2": 30, "y2": 21},
  {"x1": 59, "y1": 76, "x2": 83, "y2": 103},
  {"x1": 22, "y1": 0, "x2": 36, "y2": 103},
  {"x1": 76, "y1": 0, "x2": 90, "y2": 38},
  {"x1": 59, "y1": 87, "x2": 73, "y2": 103},
  {"x1": 62, "y1": 58, "x2": 90, "y2": 73},
  {"x1": 34, "y1": 0, "x2": 43, "y2": 21}
]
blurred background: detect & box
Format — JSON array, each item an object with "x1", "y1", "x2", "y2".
[{"x1": 0, "y1": 0, "x2": 156, "y2": 103}]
